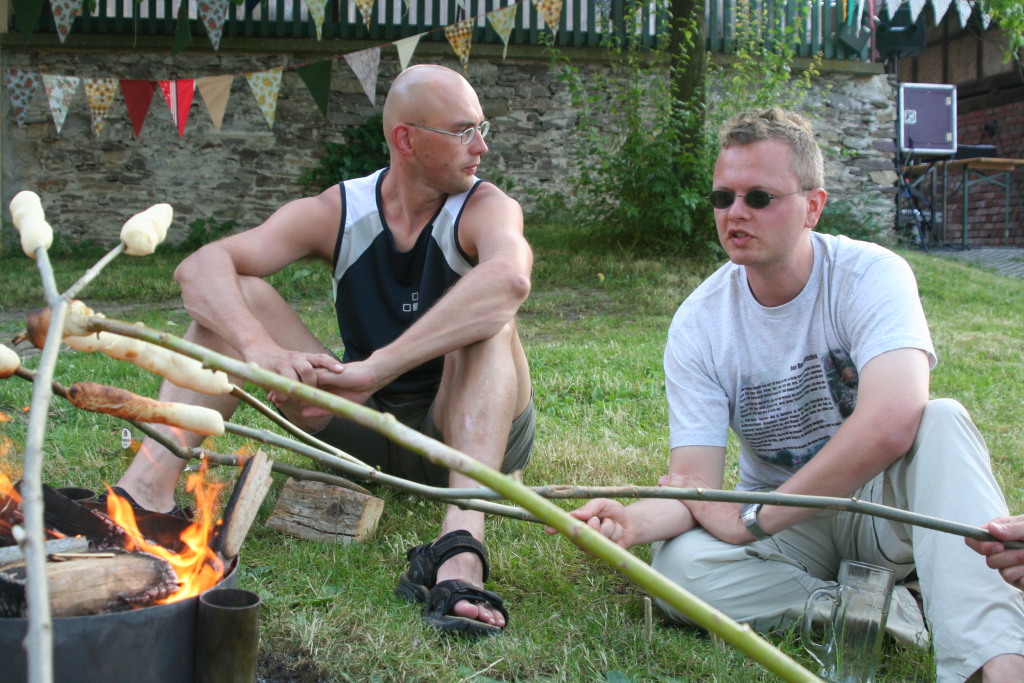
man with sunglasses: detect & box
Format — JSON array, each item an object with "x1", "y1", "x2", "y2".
[
  {"x1": 112, "y1": 64, "x2": 534, "y2": 636},
  {"x1": 560, "y1": 108, "x2": 1024, "y2": 680}
]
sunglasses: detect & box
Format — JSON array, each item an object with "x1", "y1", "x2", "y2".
[{"x1": 706, "y1": 189, "x2": 805, "y2": 210}]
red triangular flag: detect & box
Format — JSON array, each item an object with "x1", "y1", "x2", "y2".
[
  {"x1": 120, "y1": 79, "x2": 157, "y2": 138},
  {"x1": 159, "y1": 79, "x2": 196, "y2": 137}
]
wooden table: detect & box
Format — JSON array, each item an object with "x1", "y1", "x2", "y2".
[{"x1": 904, "y1": 157, "x2": 1024, "y2": 248}]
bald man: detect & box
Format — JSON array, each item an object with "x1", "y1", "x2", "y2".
[{"x1": 113, "y1": 64, "x2": 534, "y2": 635}]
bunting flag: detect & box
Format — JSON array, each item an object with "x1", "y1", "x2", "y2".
[
  {"x1": 344, "y1": 48, "x2": 381, "y2": 106},
  {"x1": 245, "y1": 67, "x2": 284, "y2": 129},
  {"x1": 445, "y1": 18, "x2": 475, "y2": 73},
  {"x1": 42, "y1": 74, "x2": 80, "y2": 135},
  {"x1": 487, "y1": 5, "x2": 517, "y2": 59},
  {"x1": 121, "y1": 80, "x2": 156, "y2": 138},
  {"x1": 297, "y1": 60, "x2": 332, "y2": 117},
  {"x1": 930, "y1": 0, "x2": 952, "y2": 23},
  {"x1": 884, "y1": 0, "x2": 901, "y2": 19},
  {"x1": 51, "y1": 0, "x2": 84, "y2": 43},
  {"x1": 83, "y1": 77, "x2": 118, "y2": 137},
  {"x1": 11, "y1": 0, "x2": 45, "y2": 42},
  {"x1": 356, "y1": 0, "x2": 375, "y2": 30},
  {"x1": 531, "y1": 0, "x2": 562, "y2": 34},
  {"x1": 198, "y1": 0, "x2": 230, "y2": 50},
  {"x1": 305, "y1": 0, "x2": 328, "y2": 39},
  {"x1": 160, "y1": 79, "x2": 196, "y2": 137},
  {"x1": 197, "y1": 75, "x2": 234, "y2": 132},
  {"x1": 5, "y1": 69, "x2": 42, "y2": 127},
  {"x1": 394, "y1": 33, "x2": 424, "y2": 71}
]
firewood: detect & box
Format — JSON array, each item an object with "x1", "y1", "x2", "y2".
[
  {"x1": 0, "y1": 551, "x2": 179, "y2": 617},
  {"x1": 266, "y1": 478, "x2": 384, "y2": 545},
  {"x1": 210, "y1": 449, "x2": 274, "y2": 561},
  {"x1": 0, "y1": 536, "x2": 89, "y2": 565}
]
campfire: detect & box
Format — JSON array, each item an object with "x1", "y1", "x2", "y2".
[{"x1": 0, "y1": 450, "x2": 269, "y2": 618}]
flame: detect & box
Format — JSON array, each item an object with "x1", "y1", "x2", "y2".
[{"x1": 104, "y1": 466, "x2": 226, "y2": 603}]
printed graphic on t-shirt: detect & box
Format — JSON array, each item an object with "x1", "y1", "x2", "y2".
[{"x1": 738, "y1": 349, "x2": 858, "y2": 470}]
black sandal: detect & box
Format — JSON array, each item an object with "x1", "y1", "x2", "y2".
[
  {"x1": 395, "y1": 529, "x2": 490, "y2": 602},
  {"x1": 96, "y1": 486, "x2": 194, "y2": 521},
  {"x1": 423, "y1": 579, "x2": 509, "y2": 636},
  {"x1": 395, "y1": 530, "x2": 508, "y2": 634}
]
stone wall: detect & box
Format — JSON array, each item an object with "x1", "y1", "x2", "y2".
[{"x1": 0, "y1": 41, "x2": 897, "y2": 248}]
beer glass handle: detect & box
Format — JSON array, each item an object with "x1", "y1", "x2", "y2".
[{"x1": 802, "y1": 586, "x2": 838, "y2": 668}]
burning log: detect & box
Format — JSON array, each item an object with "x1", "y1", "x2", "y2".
[{"x1": 0, "y1": 551, "x2": 179, "y2": 618}]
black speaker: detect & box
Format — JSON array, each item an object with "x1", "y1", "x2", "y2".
[
  {"x1": 876, "y1": 6, "x2": 926, "y2": 59},
  {"x1": 898, "y1": 83, "x2": 957, "y2": 155}
]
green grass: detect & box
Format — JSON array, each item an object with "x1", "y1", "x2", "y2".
[{"x1": 1, "y1": 227, "x2": 1021, "y2": 681}]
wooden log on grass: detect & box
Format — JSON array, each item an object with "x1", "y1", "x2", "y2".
[{"x1": 266, "y1": 479, "x2": 384, "y2": 545}]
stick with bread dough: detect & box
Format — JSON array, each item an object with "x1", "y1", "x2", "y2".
[
  {"x1": 0, "y1": 344, "x2": 21, "y2": 379},
  {"x1": 66, "y1": 382, "x2": 224, "y2": 436},
  {"x1": 26, "y1": 302, "x2": 232, "y2": 396},
  {"x1": 120, "y1": 204, "x2": 173, "y2": 256},
  {"x1": 9, "y1": 190, "x2": 53, "y2": 259}
]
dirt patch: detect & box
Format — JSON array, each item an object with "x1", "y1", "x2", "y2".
[{"x1": 258, "y1": 645, "x2": 333, "y2": 683}]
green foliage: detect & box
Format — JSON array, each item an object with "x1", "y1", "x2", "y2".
[
  {"x1": 814, "y1": 200, "x2": 881, "y2": 242},
  {"x1": 173, "y1": 217, "x2": 240, "y2": 253},
  {"x1": 300, "y1": 113, "x2": 388, "y2": 193},
  {"x1": 540, "y1": 4, "x2": 715, "y2": 257},
  {"x1": 983, "y1": 0, "x2": 1024, "y2": 60},
  {"x1": 540, "y1": 0, "x2": 826, "y2": 259}
]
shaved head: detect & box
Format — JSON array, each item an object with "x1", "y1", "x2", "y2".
[{"x1": 382, "y1": 65, "x2": 481, "y2": 151}]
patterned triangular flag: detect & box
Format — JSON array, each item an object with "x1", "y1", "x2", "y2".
[
  {"x1": 120, "y1": 80, "x2": 156, "y2": 138},
  {"x1": 160, "y1": 79, "x2": 196, "y2": 137},
  {"x1": 297, "y1": 60, "x2": 332, "y2": 118},
  {"x1": 42, "y1": 74, "x2": 80, "y2": 135},
  {"x1": 245, "y1": 67, "x2": 284, "y2": 129},
  {"x1": 51, "y1": 0, "x2": 84, "y2": 43},
  {"x1": 487, "y1": 6, "x2": 517, "y2": 59},
  {"x1": 531, "y1": 0, "x2": 562, "y2": 34},
  {"x1": 884, "y1": 0, "x2": 902, "y2": 20},
  {"x1": 198, "y1": 0, "x2": 230, "y2": 50},
  {"x1": 445, "y1": 18, "x2": 475, "y2": 73},
  {"x1": 356, "y1": 0, "x2": 375, "y2": 30},
  {"x1": 83, "y1": 77, "x2": 118, "y2": 137},
  {"x1": 394, "y1": 33, "x2": 424, "y2": 71},
  {"x1": 305, "y1": 0, "x2": 328, "y2": 39},
  {"x1": 5, "y1": 68, "x2": 42, "y2": 127},
  {"x1": 344, "y1": 47, "x2": 380, "y2": 106},
  {"x1": 197, "y1": 74, "x2": 233, "y2": 132}
]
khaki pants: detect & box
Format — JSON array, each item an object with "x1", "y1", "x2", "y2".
[{"x1": 652, "y1": 399, "x2": 1024, "y2": 682}]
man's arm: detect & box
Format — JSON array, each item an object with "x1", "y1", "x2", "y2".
[
  {"x1": 675, "y1": 347, "x2": 931, "y2": 544},
  {"x1": 315, "y1": 183, "x2": 532, "y2": 400},
  {"x1": 174, "y1": 186, "x2": 342, "y2": 383},
  {"x1": 551, "y1": 445, "x2": 726, "y2": 548}
]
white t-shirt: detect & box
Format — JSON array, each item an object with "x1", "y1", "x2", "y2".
[{"x1": 664, "y1": 232, "x2": 936, "y2": 491}]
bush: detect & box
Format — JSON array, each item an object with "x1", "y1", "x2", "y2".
[{"x1": 300, "y1": 114, "x2": 388, "y2": 193}]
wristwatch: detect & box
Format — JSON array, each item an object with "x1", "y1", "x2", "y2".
[{"x1": 739, "y1": 503, "x2": 770, "y2": 541}]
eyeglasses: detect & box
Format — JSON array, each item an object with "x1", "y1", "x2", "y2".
[
  {"x1": 706, "y1": 189, "x2": 805, "y2": 210},
  {"x1": 405, "y1": 120, "x2": 490, "y2": 145}
]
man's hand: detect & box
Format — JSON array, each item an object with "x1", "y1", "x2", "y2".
[
  {"x1": 259, "y1": 351, "x2": 343, "y2": 405},
  {"x1": 965, "y1": 516, "x2": 1024, "y2": 590},
  {"x1": 295, "y1": 360, "x2": 382, "y2": 417},
  {"x1": 659, "y1": 473, "x2": 753, "y2": 545},
  {"x1": 545, "y1": 498, "x2": 636, "y2": 549}
]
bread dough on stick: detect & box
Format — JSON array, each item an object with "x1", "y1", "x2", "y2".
[
  {"x1": 9, "y1": 191, "x2": 53, "y2": 258},
  {"x1": 120, "y1": 203, "x2": 173, "y2": 256},
  {"x1": 0, "y1": 344, "x2": 20, "y2": 379},
  {"x1": 66, "y1": 382, "x2": 224, "y2": 436},
  {"x1": 64, "y1": 332, "x2": 232, "y2": 396}
]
